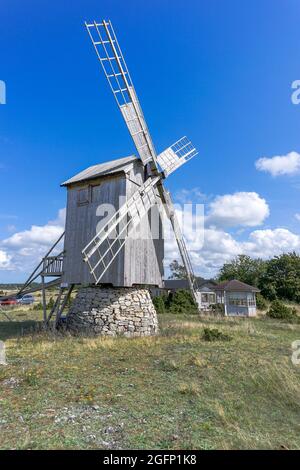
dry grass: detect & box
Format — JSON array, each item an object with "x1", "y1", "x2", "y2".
[{"x1": 0, "y1": 310, "x2": 300, "y2": 449}]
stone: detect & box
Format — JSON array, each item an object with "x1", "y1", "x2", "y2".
[{"x1": 65, "y1": 287, "x2": 158, "y2": 337}]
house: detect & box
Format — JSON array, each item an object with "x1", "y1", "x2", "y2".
[
  {"x1": 160, "y1": 278, "x2": 217, "y2": 311},
  {"x1": 156, "y1": 278, "x2": 260, "y2": 317},
  {"x1": 213, "y1": 279, "x2": 260, "y2": 317},
  {"x1": 195, "y1": 280, "x2": 217, "y2": 311}
]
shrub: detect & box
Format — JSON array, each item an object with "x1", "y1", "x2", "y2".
[
  {"x1": 153, "y1": 296, "x2": 166, "y2": 314},
  {"x1": 256, "y1": 293, "x2": 268, "y2": 311},
  {"x1": 33, "y1": 302, "x2": 43, "y2": 311},
  {"x1": 210, "y1": 303, "x2": 225, "y2": 315},
  {"x1": 47, "y1": 297, "x2": 55, "y2": 310},
  {"x1": 202, "y1": 327, "x2": 231, "y2": 342},
  {"x1": 169, "y1": 289, "x2": 198, "y2": 314},
  {"x1": 266, "y1": 300, "x2": 297, "y2": 320}
]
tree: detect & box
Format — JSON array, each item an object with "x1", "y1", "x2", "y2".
[
  {"x1": 168, "y1": 260, "x2": 187, "y2": 280},
  {"x1": 259, "y1": 252, "x2": 300, "y2": 302},
  {"x1": 218, "y1": 254, "x2": 266, "y2": 287}
]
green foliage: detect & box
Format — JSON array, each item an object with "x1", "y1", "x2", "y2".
[
  {"x1": 259, "y1": 252, "x2": 300, "y2": 302},
  {"x1": 218, "y1": 252, "x2": 300, "y2": 304},
  {"x1": 168, "y1": 289, "x2": 198, "y2": 314},
  {"x1": 202, "y1": 327, "x2": 231, "y2": 342},
  {"x1": 152, "y1": 289, "x2": 198, "y2": 314},
  {"x1": 152, "y1": 296, "x2": 166, "y2": 314},
  {"x1": 168, "y1": 260, "x2": 187, "y2": 280},
  {"x1": 210, "y1": 303, "x2": 225, "y2": 315},
  {"x1": 33, "y1": 302, "x2": 43, "y2": 311},
  {"x1": 219, "y1": 254, "x2": 266, "y2": 287},
  {"x1": 266, "y1": 300, "x2": 297, "y2": 321},
  {"x1": 255, "y1": 293, "x2": 268, "y2": 311},
  {"x1": 47, "y1": 297, "x2": 55, "y2": 310}
]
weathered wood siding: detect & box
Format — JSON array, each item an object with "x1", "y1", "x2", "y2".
[
  {"x1": 124, "y1": 164, "x2": 164, "y2": 287},
  {"x1": 62, "y1": 173, "x2": 126, "y2": 285},
  {"x1": 62, "y1": 160, "x2": 164, "y2": 287}
]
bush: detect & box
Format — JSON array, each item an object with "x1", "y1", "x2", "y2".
[
  {"x1": 202, "y1": 327, "x2": 231, "y2": 342},
  {"x1": 256, "y1": 293, "x2": 268, "y2": 310},
  {"x1": 169, "y1": 289, "x2": 198, "y2": 314},
  {"x1": 153, "y1": 296, "x2": 166, "y2": 314},
  {"x1": 266, "y1": 300, "x2": 297, "y2": 320},
  {"x1": 210, "y1": 303, "x2": 225, "y2": 315},
  {"x1": 47, "y1": 297, "x2": 55, "y2": 310},
  {"x1": 33, "y1": 302, "x2": 43, "y2": 311}
]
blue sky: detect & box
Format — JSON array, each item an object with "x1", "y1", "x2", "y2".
[{"x1": 0, "y1": 0, "x2": 300, "y2": 282}]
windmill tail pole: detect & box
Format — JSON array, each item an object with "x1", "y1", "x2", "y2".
[{"x1": 157, "y1": 183, "x2": 200, "y2": 311}]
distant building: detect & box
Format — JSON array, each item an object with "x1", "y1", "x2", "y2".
[
  {"x1": 156, "y1": 278, "x2": 260, "y2": 317},
  {"x1": 213, "y1": 279, "x2": 259, "y2": 317}
]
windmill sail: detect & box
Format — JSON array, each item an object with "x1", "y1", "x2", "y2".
[
  {"x1": 160, "y1": 188, "x2": 199, "y2": 306},
  {"x1": 82, "y1": 176, "x2": 160, "y2": 284},
  {"x1": 157, "y1": 136, "x2": 198, "y2": 177},
  {"x1": 85, "y1": 20, "x2": 158, "y2": 169},
  {"x1": 85, "y1": 19, "x2": 200, "y2": 310}
]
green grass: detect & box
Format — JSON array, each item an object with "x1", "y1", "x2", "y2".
[{"x1": 1, "y1": 309, "x2": 300, "y2": 449}]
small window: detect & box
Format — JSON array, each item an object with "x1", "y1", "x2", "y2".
[{"x1": 77, "y1": 187, "x2": 89, "y2": 206}]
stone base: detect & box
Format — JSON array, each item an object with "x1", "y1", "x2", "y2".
[{"x1": 65, "y1": 286, "x2": 159, "y2": 337}]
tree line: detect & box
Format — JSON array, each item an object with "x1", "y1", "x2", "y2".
[{"x1": 169, "y1": 252, "x2": 300, "y2": 303}]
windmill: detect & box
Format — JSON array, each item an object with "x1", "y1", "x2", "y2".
[
  {"x1": 81, "y1": 19, "x2": 198, "y2": 296},
  {"x1": 3, "y1": 20, "x2": 200, "y2": 333}
]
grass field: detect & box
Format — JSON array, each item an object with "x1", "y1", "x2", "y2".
[{"x1": 1, "y1": 309, "x2": 300, "y2": 450}]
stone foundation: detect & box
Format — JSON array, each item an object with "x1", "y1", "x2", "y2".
[{"x1": 65, "y1": 286, "x2": 159, "y2": 337}]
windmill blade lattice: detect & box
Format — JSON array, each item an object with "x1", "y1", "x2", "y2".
[
  {"x1": 157, "y1": 136, "x2": 198, "y2": 177},
  {"x1": 85, "y1": 20, "x2": 158, "y2": 168}
]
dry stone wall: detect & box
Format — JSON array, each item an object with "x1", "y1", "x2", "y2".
[{"x1": 65, "y1": 286, "x2": 159, "y2": 337}]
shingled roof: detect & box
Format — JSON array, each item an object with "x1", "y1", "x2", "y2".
[
  {"x1": 61, "y1": 155, "x2": 139, "y2": 186},
  {"x1": 213, "y1": 279, "x2": 260, "y2": 293}
]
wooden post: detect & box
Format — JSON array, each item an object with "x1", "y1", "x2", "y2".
[{"x1": 41, "y1": 275, "x2": 47, "y2": 324}]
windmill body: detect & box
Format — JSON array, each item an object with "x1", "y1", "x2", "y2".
[{"x1": 61, "y1": 155, "x2": 164, "y2": 288}]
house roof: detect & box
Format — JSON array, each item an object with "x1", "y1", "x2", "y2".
[
  {"x1": 61, "y1": 155, "x2": 139, "y2": 186},
  {"x1": 213, "y1": 279, "x2": 260, "y2": 293},
  {"x1": 163, "y1": 278, "x2": 216, "y2": 290},
  {"x1": 164, "y1": 279, "x2": 189, "y2": 290}
]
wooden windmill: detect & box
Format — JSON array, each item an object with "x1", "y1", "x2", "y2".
[
  {"x1": 76, "y1": 19, "x2": 199, "y2": 297},
  {"x1": 8, "y1": 20, "x2": 199, "y2": 332}
]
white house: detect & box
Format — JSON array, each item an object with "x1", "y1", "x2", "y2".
[
  {"x1": 160, "y1": 278, "x2": 260, "y2": 317},
  {"x1": 213, "y1": 279, "x2": 259, "y2": 317}
]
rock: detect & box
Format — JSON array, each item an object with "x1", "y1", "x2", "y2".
[{"x1": 65, "y1": 287, "x2": 158, "y2": 337}]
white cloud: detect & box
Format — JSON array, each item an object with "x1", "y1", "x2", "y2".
[
  {"x1": 295, "y1": 213, "x2": 300, "y2": 222},
  {"x1": 206, "y1": 192, "x2": 269, "y2": 227},
  {"x1": 164, "y1": 213, "x2": 300, "y2": 278},
  {"x1": 0, "y1": 209, "x2": 65, "y2": 273},
  {"x1": 242, "y1": 228, "x2": 300, "y2": 258},
  {"x1": 255, "y1": 151, "x2": 300, "y2": 177},
  {"x1": 0, "y1": 250, "x2": 11, "y2": 269}
]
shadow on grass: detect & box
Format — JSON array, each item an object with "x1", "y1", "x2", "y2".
[{"x1": 0, "y1": 320, "x2": 39, "y2": 341}]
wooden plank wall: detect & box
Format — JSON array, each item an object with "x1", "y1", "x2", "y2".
[{"x1": 62, "y1": 161, "x2": 164, "y2": 287}]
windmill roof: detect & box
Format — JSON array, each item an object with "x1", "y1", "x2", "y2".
[
  {"x1": 213, "y1": 279, "x2": 260, "y2": 293},
  {"x1": 61, "y1": 155, "x2": 139, "y2": 186}
]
